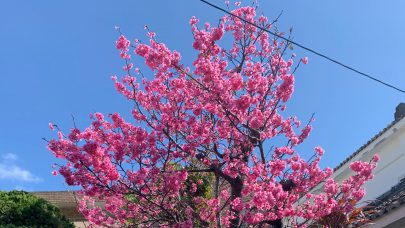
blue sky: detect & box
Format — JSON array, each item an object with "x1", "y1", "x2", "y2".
[{"x1": 0, "y1": 0, "x2": 404, "y2": 191}]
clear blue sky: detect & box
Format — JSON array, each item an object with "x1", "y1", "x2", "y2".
[{"x1": 0, "y1": 0, "x2": 404, "y2": 191}]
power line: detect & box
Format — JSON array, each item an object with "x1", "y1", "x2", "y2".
[{"x1": 200, "y1": 0, "x2": 405, "y2": 94}]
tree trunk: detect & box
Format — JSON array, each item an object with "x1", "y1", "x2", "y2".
[
  {"x1": 229, "y1": 177, "x2": 243, "y2": 228},
  {"x1": 214, "y1": 174, "x2": 222, "y2": 228}
]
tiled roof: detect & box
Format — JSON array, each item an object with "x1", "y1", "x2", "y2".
[
  {"x1": 32, "y1": 191, "x2": 82, "y2": 208},
  {"x1": 32, "y1": 191, "x2": 86, "y2": 222},
  {"x1": 333, "y1": 115, "x2": 404, "y2": 171},
  {"x1": 352, "y1": 178, "x2": 405, "y2": 227},
  {"x1": 367, "y1": 178, "x2": 405, "y2": 220}
]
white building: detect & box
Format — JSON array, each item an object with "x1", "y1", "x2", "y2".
[{"x1": 330, "y1": 103, "x2": 405, "y2": 227}]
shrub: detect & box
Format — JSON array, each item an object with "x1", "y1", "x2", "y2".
[{"x1": 0, "y1": 191, "x2": 74, "y2": 228}]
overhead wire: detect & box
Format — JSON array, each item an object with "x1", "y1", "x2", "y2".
[{"x1": 200, "y1": 0, "x2": 405, "y2": 94}]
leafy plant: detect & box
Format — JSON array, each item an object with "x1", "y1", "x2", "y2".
[{"x1": 0, "y1": 191, "x2": 74, "y2": 228}]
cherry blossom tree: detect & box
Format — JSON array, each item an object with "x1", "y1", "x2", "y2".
[{"x1": 48, "y1": 2, "x2": 378, "y2": 227}]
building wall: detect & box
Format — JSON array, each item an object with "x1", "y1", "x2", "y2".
[
  {"x1": 73, "y1": 221, "x2": 90, "y2": 228},
  {"x1": 362, "y1": 125, "x2": 405, "y2": 203},
  {"x1": 328, "y1": 117, "x2": 405, "y2": 227},
  {"x1": 299, "y1": 117, "x2": 405, "y2": 227},
  {"x1": 331, "y1": 118, "x2": 405, "y2": 204}
]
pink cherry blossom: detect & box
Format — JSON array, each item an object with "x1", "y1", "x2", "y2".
[
  {"x1": 47, "y1": 2, "x2": 378, "y2": 227},
  {"x1": 373, "y1": 153, "x2": 380, "y2": 162},
  {"x1": 315, "y1": 146, "x2": 325, "y2": 156}
]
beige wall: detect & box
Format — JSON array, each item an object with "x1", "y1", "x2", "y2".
[
  {"x1": 331, "y1": 118, "x2": 405, "y2": 204},
  {"x1": 73, "y1": 221, "x2": 90, "y2": 228}
]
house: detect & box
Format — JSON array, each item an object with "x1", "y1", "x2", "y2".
[
  {"x1": 330, "y1": 103, "x2": 405, "y2": 227},
  {"x1": 32, "y1": 191, "x2": 89, "y2": 228}
]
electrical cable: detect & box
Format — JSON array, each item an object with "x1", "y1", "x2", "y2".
[{"x1": 200, "y1": 0, "x2": 405, "y2": 94}]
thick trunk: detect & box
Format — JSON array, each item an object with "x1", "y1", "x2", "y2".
[
  {"x1": 268, "y1": 219, "x2": 282, "y2": 228},
  {"x1": 229, "y1": 177, "x2": 243, "y2": 228},
  {"x1": 214, "y1": 175, "x2": 222, "y2": 228}
]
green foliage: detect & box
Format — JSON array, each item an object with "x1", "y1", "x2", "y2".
[
  {"x1": 183, "y1": 168, "x2": 214, "y2": 199},
  {"x1": 170, "y1": 160, "x2": 214, "y2": 199},
  {"x1": 124, "y1": 162, "x2": 215, "y2": 226},
  {"x1": 0, "y1": 191, "x2": 74, "y2": 228}
]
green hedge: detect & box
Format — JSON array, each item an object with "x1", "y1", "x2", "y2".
[{"x1": 0, "y1": 191, "x2": 74, "y2": 228}]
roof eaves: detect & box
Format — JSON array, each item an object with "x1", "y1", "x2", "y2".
[{"x1": 333, "y1": 115, "x2": 405, "y2": 172}]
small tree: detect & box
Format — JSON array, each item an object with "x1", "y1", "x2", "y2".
[
  {"x1": 0, "y1": 191, "x2": 74, "y2": 228},
  {"x1": 48, "y1": 2, "x2": 378, "y2": 227}
]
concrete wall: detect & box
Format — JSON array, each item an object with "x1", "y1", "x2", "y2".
[
  {"x1": 73, "y1": 221, "x2": 90, "y2": 228},
  {"x1": 331, "y1": 117, "x2": 405, "y2": 204}
]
